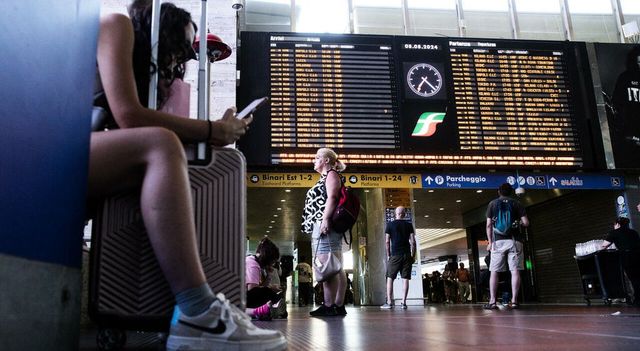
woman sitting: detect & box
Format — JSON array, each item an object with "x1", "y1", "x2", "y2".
[{"x1": 245, "y1": 237, "x2": 284, "y2": 320}]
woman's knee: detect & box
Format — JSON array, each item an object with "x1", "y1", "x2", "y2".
[{"x1": 140, "y1": 127, "x2": 187, "y2": 165}]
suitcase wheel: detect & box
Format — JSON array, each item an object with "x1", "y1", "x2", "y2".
[{"x1": 96, "y1": 327, "x2": 126, "y2": 350}]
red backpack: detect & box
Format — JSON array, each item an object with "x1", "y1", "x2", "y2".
[{"x1": 330, "y1": 178, "x2": 360, "y2": 237}]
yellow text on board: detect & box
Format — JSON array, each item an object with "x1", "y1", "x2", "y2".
[
  {"x1": 246, "y1": 173, "x2": 421, "y2": 188},
  {"x1": 247, "y1": 173, "x2": 319, "y2": 187},
  {"x1": 343, "y1": 174, "x2": 422, "y2": 188}
]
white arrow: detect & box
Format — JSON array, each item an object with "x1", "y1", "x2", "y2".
[
  {"x1": 549, "y1": 177, "x2": 558, "y2": 186},
  {"x1": 425, "y1": 176, "x2": 434, "y2": 184}
]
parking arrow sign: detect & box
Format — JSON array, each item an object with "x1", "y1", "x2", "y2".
[
  {"x1": 549, "y1": 177, "x2": 558, "y2": 186},
  {"x1": 425, "y1": 176, "x2": 434, "y2": 185}
]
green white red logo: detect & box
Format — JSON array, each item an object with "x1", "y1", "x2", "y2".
[{"x1": 411, "y1": 112, "x2": 445, "y2": 137}]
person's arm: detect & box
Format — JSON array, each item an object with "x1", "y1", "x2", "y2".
[
  {"x1": 385, "y1": 233, "x2": 391, "y2": 259},
  {"x1": 601, "y1": 240, "x2": 613, "y2": 250},
  {"x1": 486, "y1": 217, "x2": 493, "y2": 252},
  {"x1": 520, "y1": 215, "x2": 530, "y2": 228},
  {"x1": 409, "y1": 232, "x2": 416, "y2": 260},
  {"x1": 320, "y1": 170, "x2": 341, "y2": 234},
  {"x1": 96, "y1": 14, "x2": 250, "y2": 145}
]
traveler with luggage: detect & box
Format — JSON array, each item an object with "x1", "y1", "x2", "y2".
[
  {"x1": 88, "y1": 4, "x2": 285, "y2": 350},
  {"x1": 484, "y1": 183, "x2": 529, "y2": 310},
  {"x1": 301, "y1": 148, "x2": 348, "y2": 317},
  {"x1": 601, "y1": 217, "x2": 640, "y2": 306}
]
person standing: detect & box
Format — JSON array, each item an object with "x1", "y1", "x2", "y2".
[
  {"x1": 296, "y1": 256, "x2": 313, "y2": 306},
  {"x1": 484, "y1": 183, "x2": 529, "y2": 310},
  {"x1": 380, "y1": 206, "x2": 416, "y2": 310},
  {"x1": 601, "y1": 217, "x2": 640, "y2": 306},
  {"x1": 456, "y1": 262, "x2": 471, "y2": 303},
  {"x1": 301, "y1": 148, "x2": 348, "y2": 317}
]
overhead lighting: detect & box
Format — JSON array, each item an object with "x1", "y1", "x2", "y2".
[
  {"x1": 476, "y1": 189, "x2": 483, "y2": 193},
  {"x1": 280, "y1": 199, "x2": 286, "y2": 202},
  {"x1": 439, "y1": 207, "x2": 444, "y2": 211},
  {"x1": 364, "y1": 189, "x2": 370, "y2": 193},
  {"x1": 277, "y1": 207, "x2": 282, "y2": 211},
  {"x1": 428, "y1": 189, "x2": 434, "y2": 193},
  {"x1": 456, "y1": 199, "x2": 462, "y2": 203},
  {"x1": 273, "y1": 214, "x2": 278, "y2": 217},
  {"x1": 285, "y1": 189, "x2": 291, "y2": 192},
  {"x1": 268, "y1": 226, "x2": 273, "y2": 229},
  {"x1": 266, "y1": 230, "x2": 270, "y2": 233},
  {"x1": 424, "y1": 215, "x2": 429, "y2": 218},
  {"x1": 446, "y1": 220, "x2": 451, "y2": 224},
  {"x1": 413, "y1": 199, "x2": 417, "y2": 202},
  {"x1": 270, "y1": 220, "x2": 275, "y2": 223}
]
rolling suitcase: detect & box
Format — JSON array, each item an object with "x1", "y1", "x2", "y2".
[
  {"x1": 89, "y1": 147, "x2": 246, "y2": 348},
  {"x1": 88, "y1": 1, "x2": 246, "y2": 349}
]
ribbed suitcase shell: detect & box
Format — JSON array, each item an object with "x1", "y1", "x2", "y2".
[{"x1": 89, "y1": 147, "x2": 246, "y2": 331}]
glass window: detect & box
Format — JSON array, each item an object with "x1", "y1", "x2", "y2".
[
  {"x1": 461, "y1": 0, "x2": 512, "y2": 39},
  {"x1": 567, "y1": 0, "x2": 619, "y2": 43},
  {"x1": 296, "y1": 0, "x2": 350, "y2": 33},
  {"x1": 407, "y1": 0, "x2": 458, "y2": 37},
  {"x1": 353, "y1": 0, "x2": 403, "y2": 34},
  {"x1": 515, "y1": 0, "x2": 564, "y2": 40},
  {"x1": 621, "y1": 0, "x2": 640, "y2": 32},
  {"x1": 244, "y1": 0, "x2": 292, "y2": 32}
]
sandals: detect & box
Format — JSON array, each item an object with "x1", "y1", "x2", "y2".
[{"x1": 483, "y1": 302, "x2": 498, "y2": 310}]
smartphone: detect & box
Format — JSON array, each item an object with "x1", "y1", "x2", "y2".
[{"x1": 236, "y1": 97, "x2": 269, "y2": 119}]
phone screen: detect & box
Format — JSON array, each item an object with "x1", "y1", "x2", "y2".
[{"x1": 236, "y1": 97, "x2": 269, "y2": 119}]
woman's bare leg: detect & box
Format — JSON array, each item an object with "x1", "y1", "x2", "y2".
[{"x1": 88, "y1": 128, "x2": 205, "y2": 294}]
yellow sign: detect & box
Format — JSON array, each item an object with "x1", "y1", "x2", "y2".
[
  {"x1": 247, "y1": 173, "x2": 319, "y2": 187},
  {"x1": 343, "y1": 174, "x2": 422, "y2": 188},
  {"x1": 246, "y1": 172, "x2": 421, "y2": 188}
]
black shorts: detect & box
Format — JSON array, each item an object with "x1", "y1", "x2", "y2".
[{"x1": 386, "y1": 254, "x2": 413, "y2": 280}]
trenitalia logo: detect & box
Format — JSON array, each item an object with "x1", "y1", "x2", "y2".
[{"x1": 411, "y1": 112, "x2": 445, "y2": 137}]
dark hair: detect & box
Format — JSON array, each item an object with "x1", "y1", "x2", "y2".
[
  {"x1": 625, "y1": 45, "x2": 640, "y2": 72},
  {"x1": 616, "y1": 216, "x2": 630, "y2": 227},
  {"x1": 255, "y1": 237, "x2": 280, "y2": 268},
  {"x1": 498, "y1": 183, "x2": 513, "y2": 196},
  {"x1": 130, "y1": 2, "x2": 197, "y2": 107}
]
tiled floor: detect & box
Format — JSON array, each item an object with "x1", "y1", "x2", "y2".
[{"x1": 79, "y1": 303, "x2": 640, "y2": 350}]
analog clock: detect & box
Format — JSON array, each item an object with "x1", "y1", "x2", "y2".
[{"x1": 406, "y1": 63, "x2": 443, "y2": 98}]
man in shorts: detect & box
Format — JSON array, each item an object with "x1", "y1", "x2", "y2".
[
  {"x1": 381, "y1": 206, "x2": 416, "y2": 309},
  {"x1": 484, "y1": 183, "x2": 529, "y2": 309}
]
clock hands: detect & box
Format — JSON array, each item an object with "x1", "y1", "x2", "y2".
[{"x1": 418, "y1": 76, "x2": 437, "y2": 92}]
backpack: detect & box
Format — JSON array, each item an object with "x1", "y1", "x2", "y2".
[
  {"x1": 492, "y1": 199, "x2": 518, "y2": 239},
  {"x1": 329, "y1": 173, "x2": 360, "y2": 238}
]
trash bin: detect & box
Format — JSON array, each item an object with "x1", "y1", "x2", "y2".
[{"x1": 574, "y1": 250, "x2": 627, "y2": 306}]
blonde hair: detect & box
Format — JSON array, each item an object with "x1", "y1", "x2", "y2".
[{"x1": 317, "y1": 147, "x2": 346, "y2": 172}]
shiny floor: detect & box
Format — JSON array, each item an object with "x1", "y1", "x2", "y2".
[{"x1": 79, "y1": 303, "x2": 640, "y2": 350}]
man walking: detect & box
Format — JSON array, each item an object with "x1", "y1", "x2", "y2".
[
  {"x1": 381, "y1": 206, "x2": 416, "y2": 310},
  {"x1": 484, "y1": 183, "x2": 529, "y2": 309},
  {"x1": 456, "y1": 262, "x2": 471, "y2": 303}
]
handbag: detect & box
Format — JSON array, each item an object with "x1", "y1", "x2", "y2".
[{"x1": 313, "y1": 236, "x2": 342, "y2": 282}]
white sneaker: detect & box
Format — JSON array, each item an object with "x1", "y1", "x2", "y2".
[
  {"x1": 380, "y1": 303, "x2": 394, "y2": 309},
  {"x1": 167, "y1": 293, "x2": 287, "y2": 351}
]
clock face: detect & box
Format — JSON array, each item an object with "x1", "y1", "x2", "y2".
[{"x1": 406, "y1": 63, "x2": 443, "y2": 98}]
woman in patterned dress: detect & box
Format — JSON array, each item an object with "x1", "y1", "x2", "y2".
[{"x1": 301, "y1": 148, "x2": 348, "y2": 317}]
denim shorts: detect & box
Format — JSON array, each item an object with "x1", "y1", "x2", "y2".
[{"x1": 311, "y1": 223, "x2": 343, "y2": 254}]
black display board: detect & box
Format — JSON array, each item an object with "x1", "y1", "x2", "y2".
[{"x1": 238, "y1": 32, "x2": 602, "y2": 170}]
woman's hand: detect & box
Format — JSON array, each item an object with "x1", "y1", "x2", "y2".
[
  {"x1": 320, "y1": 218, "x2": 330, "y2": 235},
  {"x1": 209, "y1": 107, "x2": 254, "y2": 146}
]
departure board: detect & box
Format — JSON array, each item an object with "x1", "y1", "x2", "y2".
[
  {"x1": 449, "y1": 42, "x2": 576, "y2": 152},
  {"x1": 269, "y1": 36, "x2": 399, "y2": 149},
  {"x1": 237, "y1": 33, "x2": 600, "y2": 169}
]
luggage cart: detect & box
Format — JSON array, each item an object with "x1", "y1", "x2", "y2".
[{"x1": 574, "y1": 250, "x2": 627, "y2": 306}]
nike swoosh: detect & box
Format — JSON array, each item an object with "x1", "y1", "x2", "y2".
[{"x1": 179, "y1": 319, "x2": 227, "y2": 334}]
